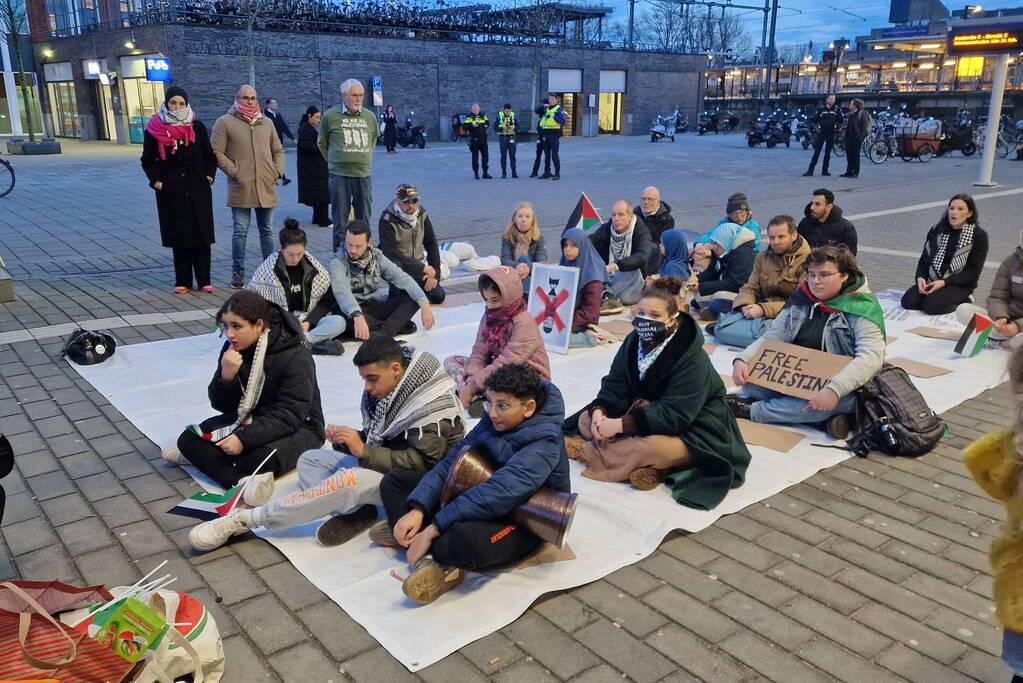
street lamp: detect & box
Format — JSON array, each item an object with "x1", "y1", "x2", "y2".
[{"x1": 825, "y1": 38, "x2": 851, "y2": 93}]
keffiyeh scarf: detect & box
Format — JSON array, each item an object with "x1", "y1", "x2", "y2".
[
  {"x1": 248, "y1": 252, "x2": 331, "y2": 321},
  {"x1": 927, "y1": 222, "x2": 976, "y2": 281},
  {"x1": 346, "y1": 248, "x2": 382, "y2": 300},
  {"x1": 188, "y1": 329, "x2": 270, "y2": 442},
  {"x1": 609, "y1": 216, "x2": 637, "y2": 264},
  {"x1": 361, "y1": 347, "x2": 464, "y2": 446}
]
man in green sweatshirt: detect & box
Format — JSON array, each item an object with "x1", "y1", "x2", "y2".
[{"x1": 318, "y1": 78, "x2": 380, "y2": 252}]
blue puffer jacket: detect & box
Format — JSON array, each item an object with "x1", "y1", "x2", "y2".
[{"x1": 408, "y1": 381, "x2": 571, "y2": 532}]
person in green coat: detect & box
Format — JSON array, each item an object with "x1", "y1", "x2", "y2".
[{"x1": 564, "y1": 277, "x2": 751, "y2": 510}]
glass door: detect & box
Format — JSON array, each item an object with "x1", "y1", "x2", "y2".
[
  {"x1": 598, "y1": 92, "x2": 623, "y2": 134},
  {"x1": 93, "y1": 81, "x2": 116, "y2": 140},
  {"x1": 47, "y1": 81, "x2": 80, "y2": 137},
  {"x1": 123, "y1": 78, "x2": 164, "y2": 143}
]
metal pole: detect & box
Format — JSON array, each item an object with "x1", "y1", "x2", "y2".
[
  {"x1": 975, "y1": 52, "x2": 1009, "y2": 186},
  {"x1": 764, "y1": 0, "x2": 778, "y2": 105},
  {"x1": 628, "y1": 0, "x2": 635, "y2": 49},
  {"x1": 758, "y1": 0, "x2": 768, "y2": 104}
]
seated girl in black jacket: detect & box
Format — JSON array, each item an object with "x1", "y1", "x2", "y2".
[{"x1": 163, "y1": 290, "x2": 326, "y2": 492}]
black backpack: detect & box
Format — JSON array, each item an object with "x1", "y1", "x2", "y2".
[
  {"x1": 847, "y1": 363, "x2": 945, "y2": 458},
  {"x1": 60, "y1": 328, "x2": 116, "y2": 365}
]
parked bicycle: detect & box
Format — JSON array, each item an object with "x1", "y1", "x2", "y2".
[{"x1": 0, "y1": 155, "x2": 13, "y2": 198}]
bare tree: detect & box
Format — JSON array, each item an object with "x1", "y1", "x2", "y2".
[
  {"x1": 633, "y1": 3, "x2": 749, "y2": 55},
  {"x1": 0, "y1": 0, "x2": 36, "y2": 140},
  {"x1": 775, "y1": 41, "x2": 812, "y2": 64}
]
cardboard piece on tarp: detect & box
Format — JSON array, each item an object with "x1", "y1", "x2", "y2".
[
  {"x1": 887, "y1": 357, "x2": 952, "y2": 378},
  {"x1": 887, "y1": 336, "x2": 897, "y2": 345},
  {"x1": 516, "y1": 543, "x2": 577, "y2": 569},
  {"x1": 600, "y1": 320, "x2": 634, "y2": 340},
  {"x1": 745, "y1": 339, "x2": 852, "y2": 400},
  {"x1": 736, "y1": 418, "x2": 805, "y2": 453},
  {"x1": 703, "y1": 343, "x2": 719, "y2": 355},
  {"x1": 906, "y1": 326, "x2": 962, "y2": 341},
  {"x1": 720, "y1": 373, "x2": 735, "y2": 388}
]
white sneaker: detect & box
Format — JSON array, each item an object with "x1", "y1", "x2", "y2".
[
  {"x1": 238, "y1": 472, "x2": 275, "y2": 507},
  {"x1": 189, "y1": 510, "x2": 252, "y2": 552},
  {"x1": 161, "y1": 445, "x2": 187, "y2": 465}
]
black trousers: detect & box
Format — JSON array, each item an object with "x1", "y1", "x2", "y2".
[
  {"x1": 346, "y1": 290, "x2": 420, "y2": 338},
  {"x1": 380, "y1": 469, "x2": 541, "y2": 571},
  {"x1": 531, "y1": 139, "x2": 543, "y2": 175},
  {"x1": 807, "y1": 133, "x2": 835, "y2": 174},
  {"x1": 311, "y1": 202, "x2": 331, "y2": 226},
  {"x1": 845, "y1": 136, "x2": 862, "y2": 176},
  {"x1": 901, "y1": 284, "x2": 975, "y2": 316},
  {"x1": 176, "y1": 415, "x2": 322, "y2": 488},
  {"x1": 422, "y1": 283, "x2": 446, "y2": 305},
  {"x1": 469, "y1": 138, "x2": 489, "y2": 175},
  {"x1": 542, "y1": 131, "x2": 561, "y2": 175},
  {"x1": 172, "y1": 246, "x2": 211, "y2": 289},
  {"x1": 499, "y1": 136, "x2": 517, "y2": 175}
]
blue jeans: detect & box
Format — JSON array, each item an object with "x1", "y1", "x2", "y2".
[
  {"x1": 305, "y1": 315, "x2": 347, "y2": 343},
  {"x1": 330, "y1": 174, "x2": 373, "y2": 251},
  {"x1": 231, "y1": 207, "x2": 275, "y2": 273},
  {"x1": 607, "y1": 269, "x2": 644, "y2": 305},
  {"x1": 743, "y1": 383, "x2": 856, "y2": 425},
  {"x1": 1004, "y1": 629, "x2": 1023, "y2": 675}
]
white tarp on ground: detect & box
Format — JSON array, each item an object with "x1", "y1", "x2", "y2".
[{"x1": 68, "y1": 292, "x2": 1009, "y2": 671}]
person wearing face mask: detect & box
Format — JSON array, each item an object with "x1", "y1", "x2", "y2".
[
  {"x1": 141, "y1": 85, "x2": 217, "y2": 294},
  {"x1": 246, "y1": 220, "x2": 344, "y2": 356},
  {"x1": 563, "y1": 278, "x2": 750, "y2": 509},
  {"x1": 378, "y1": 183, "x2": 446, "y2": 305},
  {"x1": 902, "y1": 193, "x2": 989, "y2": 315},
  {"x1": 728, "y1": 246, "x2": 885, "y2": 440},
  {"x1": 500, "y1": 202, "x2": 548, "y2": 295},
  {"x1": 443, "y1": 267, "x2": 551, "y2": 416},
  {"x1": 162, "y1": 290, "x2": 325, "y2": 490}
]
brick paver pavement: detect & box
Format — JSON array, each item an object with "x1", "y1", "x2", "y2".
[{"x1": 1, "y1": 135, "x2": 1020, "y2": 681}]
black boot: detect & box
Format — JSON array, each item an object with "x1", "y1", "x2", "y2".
[
  {"x1": 474, "y1": 171, "x2": 479, "y2": 180},
  {"x1": 482, "y1": 171, "x2": 493, "y2": 179},
  {"x1": 724, "y1": 394, "x2": 753, "y2": 421},
  {"x1": 512, "y1": 169, "x2": 519, "y2": 178}
]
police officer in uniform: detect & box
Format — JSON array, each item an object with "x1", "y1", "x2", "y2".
[
  {"x1": 803, "y1": 94, "x2": 840, "y2": 177},
  {"x1": 535, "y1": 93, "x2": 566, "y2": 181},
  {"x1": 495, "y1": 103, "x2": 518, "y2": 178},
  {"x1": 465, "y1": 103, "x2": 492, "y2": 180}
]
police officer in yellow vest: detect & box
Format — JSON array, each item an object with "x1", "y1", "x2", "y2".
[
  {"x1": 533, "y1": 93, "x2": 566, "y2": 181},
  {"x1": 495, "y1": 103, "x2": 518, "y2": 179},
  {"x1": 465, "y1": 103, "x2": 492, "y2": 180}
]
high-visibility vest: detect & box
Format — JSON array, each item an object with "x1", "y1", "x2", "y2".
[
  {"x1": 539, "y1": 105, "x2": 563, "y2": 130},
  {"x1": 465, "y1": 113, "x2": 488, "y2": 126},
  {"x1": 498, "y1": 111, "x2": 516, "y2": 135}
]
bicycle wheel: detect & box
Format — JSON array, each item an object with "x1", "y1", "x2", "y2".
[
  {"x1": 997, "y1": 137, "x2": 1010, "y2": 158},
  {"x1": 868, "y1": 140, "x2": 889, "y2": 164},
  {"x1": 833, "y1": 139, "x2": 846, "y2": 157},
  {"x1": 918, "y1": 144, "x2": 935, "y2": 162},
  {"x1": 0, "y1": 160, "x2": 14, "y2": 198}
]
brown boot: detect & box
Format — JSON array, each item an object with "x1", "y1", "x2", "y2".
[
  {"x1": 629, "y1": 467, "x2": 665, "y2": 491},
  {"x1": 402, "y1": 558, "x2": 465, "y2": 605},
  {"x1": 564, "y1": 435, "x2": 586, "y2": 461}
]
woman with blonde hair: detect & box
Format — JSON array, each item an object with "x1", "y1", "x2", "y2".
[{"x1": 500, "y1": 202, "x2": 548, "y2": 294}]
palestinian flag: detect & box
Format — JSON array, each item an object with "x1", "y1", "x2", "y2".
[
  {"x1": 954, "y1": 313, "x2": 993, "y2": 357},
  {"x1": 565, "y1": 193, "x2": 602, "y2": 232},
  {"x1": 167, "y1": 483, "x2": 244, "y2": 520}
]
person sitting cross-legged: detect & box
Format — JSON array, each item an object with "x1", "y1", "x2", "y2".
[
  {"x1": 377, "y1": 363, "x2": 571, "y2": 605},
  {"x1": 589, "y1": 200, "x2": 655, "y2": 312},
  {"x1": 688, "y1": 222, "x2": 757, "y2": 320},
  {"x1": 564, "y1": 277, "x2": 750, "y2": 506},
  {"x1": 709, "y1": 215, "x2": 810, "y2": 347},
  {"x1": 328, "y1": 220, "x2": 436, "y2": 339},
  {"x1": 188, "y1": 336, "x2": 465, "y2": 552},
  {"x1": 247, "y1": 219, "x2": 346, "y2": 356},
  {"x1": 727, "y1": 246, "x2": 885, "y2": 440},
  {"x1": 957, "y1": 228, "x2": 1023, "y2": 349}
]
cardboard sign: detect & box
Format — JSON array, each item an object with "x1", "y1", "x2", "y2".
[
  {"x1": 906, "y1": 326, "x2": 962, "y2": 341},
  {"x1": 745, "y1": 339, "x2": 852, "y2": 400},
  {"x1": 887, "y1": 357, "x2": 952, "y2": 378},
  {"x1": 527, "y1": 263, "x2": 579, "y2": 355},
  {"x1": 736, "y1": 418, "x2": 805, "y2": 453}
]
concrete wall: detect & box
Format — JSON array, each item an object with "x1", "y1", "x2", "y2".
[{"x1": 35, "y1": 23, "x2": 706, "y2": 141}]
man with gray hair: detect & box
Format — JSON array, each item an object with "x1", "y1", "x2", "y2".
[{"x1": 319, "y1": 78, "x2": 380, "y2": 250}]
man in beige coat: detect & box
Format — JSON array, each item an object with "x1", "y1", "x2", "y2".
[{"x1": 211, "y1": 84, "x2": 285, "y2": 288}]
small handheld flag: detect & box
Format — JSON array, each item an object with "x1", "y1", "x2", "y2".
[
  {"x1": 565, "y1": 193, "x2": 602, "y2": 233},
  {"x1": 954, "y1": 313, "x2": 993, "y2": 357}
]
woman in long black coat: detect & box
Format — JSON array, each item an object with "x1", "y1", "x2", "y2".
[
  {"x1": 297, "y1": 106, "x2": 331, "y2": 227},
  {"x1": 382, "y1": 103, "x2": 398, "y2": 153},
  {"x1": 141, "y1": 85, "x2": 217, "y2": 293}
]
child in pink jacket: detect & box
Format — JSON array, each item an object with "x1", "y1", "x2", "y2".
[{"x1": 444, "y1": 266, "x2": 551, "y2": 416}]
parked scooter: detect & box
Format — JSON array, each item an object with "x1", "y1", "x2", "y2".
[
  {"x1": 792, "y1": 112, "x2": 812, "y2": 149},
  {"x1": 397, "y1": 114, "x2": 427, "y2": 149},
  {"x1": 697, "y1": 110, "x2": 718, "y2": 135},
  {"x1": 650, "y1": 109, "x2": 683, "y2": 142},
  {"x1": 746, "y1": 110, "x2": 790, "y2": 148}
]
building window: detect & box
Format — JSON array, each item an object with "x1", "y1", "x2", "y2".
[
  {"x1": 123, "y1": 78, "x2": 164, "y2": 143},
  {"x1": 47, "y1": 81, "x2": 79, "y2": 137},
  {"x1": 45, "y1": 0, "x2": 99, "y2": 35}
]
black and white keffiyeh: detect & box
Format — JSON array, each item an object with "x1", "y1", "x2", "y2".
[
  {"x1": 361, "y1": 347, "x2": 464, "y2": 446},
  {"x1": 247, "y1": 251, "x2": 331, "y2": 321},
  {"x1": 927, "y1": 222, "x2": 976, "y2": 281}
]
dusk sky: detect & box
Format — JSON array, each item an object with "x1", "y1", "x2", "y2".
[{"x1": 607, "y1": 0, "x2": 1023, "y2": 48}]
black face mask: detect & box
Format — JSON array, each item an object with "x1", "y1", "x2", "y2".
[{"x1": 632, "y1": 316, "x2": 672, "y2": 345}]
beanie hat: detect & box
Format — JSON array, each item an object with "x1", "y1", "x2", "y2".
[
  {"x1": 164, "y1": 86, "x2": 188, "y2": 105},
  {"x1": 726, "y1": 192, "x2": 749, "y2": 214}
]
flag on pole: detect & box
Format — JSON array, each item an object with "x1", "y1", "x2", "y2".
[
  {"x1": 565, "y1": 193, "x2": 602, "y2": 233},
  {"x1": 954, "y1": 313, "x2": 993, "y2": 357}
]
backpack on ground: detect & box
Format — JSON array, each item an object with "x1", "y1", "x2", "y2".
[
  {"x1": 60, "y1": 328, "x2": 116, "y2": 365},
  {"x1": 847, "y1": 363, "x2": 945, "y2": 458}
]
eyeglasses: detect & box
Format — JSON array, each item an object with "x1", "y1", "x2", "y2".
[
  {"x1": 483, "y1": 399, "x2": 525, "y2": 415},
  {"x1": 236, "y1": 95, "x2": 258, "y2": 102},
  {"x1": 400, "y1": 197, "x2": 419, "y2": 205},
  {"x1": 807, "y1": 271, "x2": 840, "y2": 282}
]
